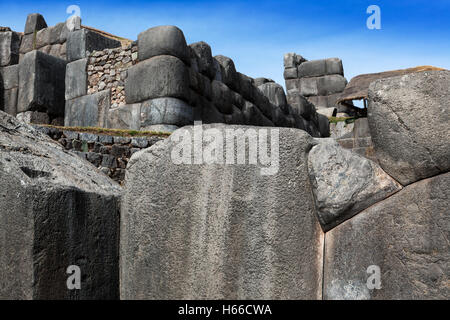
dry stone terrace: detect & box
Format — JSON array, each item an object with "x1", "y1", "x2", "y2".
[{"x1": 0, "y1": 12, "x2": 448, "y2": 300}]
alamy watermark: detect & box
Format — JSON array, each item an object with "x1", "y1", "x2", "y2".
[
  {"x1": 170, "y1": 121, "x2": 280, "y2": 176},
  {"x1": 66, "y1": 5, "x2": 81, "y2": 31},
  {"x1": 366, "y1": 265, "x2": 382, "y2": 289},
  {"x1": 367, "y1": 5, "x2": 381, "y2": 30},
  {"x1": 66, "y1": 265, "x2": 81, "y2": 290}
]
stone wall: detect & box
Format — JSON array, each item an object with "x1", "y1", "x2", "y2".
[
  {"x1": 64, "y1": 25, "x2": 329, "y2": 137},
  {"x1": 33, "y1": 125, "x2": 168, "y2": 184},
  {"x1": 284, "y1": 53, "x2": 354, "y2": 117}
]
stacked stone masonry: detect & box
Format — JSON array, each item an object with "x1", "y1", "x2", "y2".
[
  {"x1": 33, "y1": 125, "x2": 167, "y2": 184},
  {"x1": 283, "y1": 53, "x2": 353, "y2": 117}
]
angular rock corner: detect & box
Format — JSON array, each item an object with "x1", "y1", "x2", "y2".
[
  {"x1": 0, "y1": 111, "x2": 121, "y2": 299},
  {"x1": 0, "y1": 12, "x2": 449, "y2": 300}
]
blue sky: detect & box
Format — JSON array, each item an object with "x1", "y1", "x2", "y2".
[{"x1": 2, "y1": 0, "x2": 449, "y2": 89}]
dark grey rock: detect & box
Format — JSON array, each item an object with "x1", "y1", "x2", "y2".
[
  {"x1": 316, "y1": 75, "x2": 347, "y2": 96},
  {"x1": 16, "y1": 111, "x2": 49, "y2": 124},
  {"x1": 368, "y1": 70, "x2": 450, "y2": 185},
  {"x1": 237, "y1": 72, "x2": 254, "y2": 102},
  {"x1": 138, "y1": 25, "x2": 189, "y2": 64},
  {"x1": 214, "y1": 55, "x2": 239, "y2": 91},
  {"x1": 242, "y1": 101, "x2": 274, "y2": 127},
  {"x1": 19, "y1": 33, "x2": 35, "y2": 54},
  {"x1": 35, "y1": 27, "x2": 51, "y2": 49},
  {"x1": 258, "y1": 82, "x2": 288, "y2": 112},
  {"x1": 125, "y1": 55, "x2": 190, "y2": 104},
  {"x1": 2, "y1": 88, "x2": 18, "y2": 116},
  {"x1": 285, "y1": 79, "x2": 300, "y2": 92},
  {"x1": 211, "y1": 80, "x2": 233, "y2": 114},
  {"x1": 120, "y1": 124, "x2": 323, "y2": 299},
  {"x1": 0, "y1": 111, "x2": 121, "y2": 299},
  {"x1": 189, "y1": 42, "x2": 215, "y2": 80},
  {"x1": 308, "y1": 139, "x2": 402, "y2": 231},
  {"x1": 298, "y1": 58, "x2": 343, "y2": 78},
  {"x1": 287, "y1": 91, "x2": 315, "y2": 120},
  {"x1": 65, "y1": 58, "x2": 88, "y2": 100},
  {"x1": 66, "y1": 29, "x2": 120, "y2": 62},
  {"x1": 0, "y1": 65, "x2": 19, "y2": 89},
  {"x1": 18, "y1": 51, "x2": 66, "y2": 116},
  {"x1": 283, "y1": 67, "x2": 298, "y2": 80},
  {"x1": 283, "y1": 53, "x2": 306, "y2": 68},
  {"x1": 86, "y1": 152, "x2": 102, "y2": 167},
  {"x1": 0, "y1": 31, "x2": 20, "y2": 66},
  {"x1": 317, "y1": 113, "x2": 330, "y2": 137},
  {"x1": 63, "y1": 130, "x2": 79, "y2": 140},
  {"x1": 24, "y1": 13, "x2": 47, "y2": 34},
  {"x1": 65, "y1": 90, "x2": 110, "y2": 127},
  {"x1": 98, "y1": 134, "x2": 114, "y2": 145},
  {"x1": 324, "y1": 172, "x2": 450, "y2": 300},
  {"x1": 140, "y1": 97, "x2": 193, "y2": 127},
  {"x1": 110, "y1": 144, "x2": 129, "y2": 158},
  {"x1": 101, "y1": 154, "x2": 117, "y2": 168}
]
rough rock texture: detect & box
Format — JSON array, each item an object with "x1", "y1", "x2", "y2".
[
  {"x1": 140, "y1": 97, "x2": 193, "y2": 127},
  {"x1": 308, "y1": 139, "x2": 402, "y2": 231},
  {"x1": 67, "y1": 29, "x2": 121, "y2": 62},
  {"x1": 368, "y1": 71, "x2": 450, "y2": 186},
  {"x1": 0, "y1": 31, "x2": 20, "y2": 66},
  {"x1": 24, "y1": 13, "x2": 47, "y2": 34},
  {"x1": 324, "y1": 172, "x2": 450, "y2": 300},
  {"x1": 121, "y1": 125, "x2": 324, "y2": 299},
  {"x1": 65, "y1": 89, "x2": 110, "y2": 127},
  {"x1": 0, "y1": 111, "x2": 121, "y2": 299}
]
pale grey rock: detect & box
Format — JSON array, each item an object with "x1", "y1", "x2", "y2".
[
  {"x1": 0, "y1": 31, "x2": 20, "y2": 66},
  {"x1": 138, "y1": 25, "x2": 189, "y2": 64},
  {"x1": 368, "y1": 70, "x2": 450, "y2": 186},
  {"x1": 329, "y1": 121, "x2": 354, "y2": 139},
  {"x1": 0, "y1": 65, "x2": 19, "y2": 89},
  {"x1": 324, "y1": 172, "x2": 450, "y2": 299},
  {"x1": 0, "y1": 111, "x2": 121, "y2": 299},
  {"x1": 140, "y1": 97, "x2": 193, "y2": 127},
  {"x1": 2, "y1": 87, "x2": 18, "y2": 116},
  {"x1": 65, "y1": 58, "x2": 88, "y2": 100},
  {"x1": 125, "y1": 55, "x2": 189, "y2": 104},
  {"x1": 316, "y1": 107, "x2": 337, "y2": 118},
  {"x1": 107, "y1": 103, "x2": 141, "y2": 130},
  {"x1": 16, "y1": 111, "x2": 50, "y2": 125},
  {"x1": 120, "y1": 124, "x2": 323, "y2": 299},
  {"x1": 141, "y1": 124, "x2": 179, "y2": 133},
  {"x1": 308, "y1": 139, "x2": 402, "y2": 231},
  {"x1": 66, "y1": 29, "x2": 120, "y2": 62},
  {"x1": 316, "y1": 75, "x2": 347, "y2": 96},
  {"x1": 283, "y1": 53, "x2": 306, "y2": 68}
]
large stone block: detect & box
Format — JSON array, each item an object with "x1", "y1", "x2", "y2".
[
  {"x1": 16, "y1": 111, "x2": 50, "y2": 124},
  {"x1": 0, "y1": 64, "x2": 19, "y2": 89},
  {"x1": 107, "y1": 103, "x2": 140, "y2": 130},
  {"x1": 138, "y1": 25, "x2": 189, "y2": 64},
  {"x1": 368, "y1": 71, "x2": 450, "y2": 186},
  {"x1": 258, "y1": 82, "x2": 288, "y2": 112},
  {"x1": 283, "y1": 67, "x2": 298, "y2": 80},
  {"x1": 64, "y1": 89, "x2": 110, "y2": 127},
  {"x1": 65, "y1": 58, "x2": 88, "y2": 100},
  {"x1": 125, "y1": 55, "x2": 190, "y2": 104},
  {"x1": 0, "y1": 31, "x2": 20, "y2": 66},
  {"x1": 237, "y1": 72, "x2": 254, "y2": 102},
  {"x1": 19, "y1": 33, "x2": 35, "y2": 54},
  {"x1": 211, "y1": 80, "x2": 233, "y2": 114},
  {"x1": 18, "y1": 51, "x2": 67, "y2": 116},
  {"x1": 24, "y1": 13, "x2": 47, "y2": 35},
  {"x1": 308, "y1": 139, "x2": 402, "y2": 231},
  {"x1": 140, "y1": 97, "x2": 193, "y2": 127},
  {"x1": 316, "y1": 75, "x2": 347, "y2": 96},
  {"x1": 298, "y1": 58, "x2": 343, "y2": 78},
  {"x1": 67, "y1": 29, "x2": 121, "y2": 62},
  {"x1": 287, "y1": 91, "x2": 315, "y2": 120},
  {"x1": 189, "y1": 41, "x2": 215, "y2": 80},
  {"x1": 317, "y1": 113, "x2": 330, "y2": 137},
  {"x1": 324, "y1": 172, "x2": 449, "y2": 299},
  {"x1": 35, "y1": 27, "x2": 52, "y2": 49},
  {"x1": 299, "y1": 77, "x2": 318, "y2": 96},
  {"x1": 120, "y1": 124, "x2": 324, "y2": 299},
  {"x1": 242, "y1": 101, "x2": 274, "y2": 127},
  {"x1": 0, "y1": 111, "x2": 121, "y2": 299},
  {"x1": 283, "y1": 53, "x2": 306, "y2": 68},
  {"x1": 2, "y1": 87, "x2": 18, "y2": 116},
  {"x1": 214, "y1": 55, "x2": 239, "y2": 91}
]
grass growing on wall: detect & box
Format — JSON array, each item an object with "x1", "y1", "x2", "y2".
[{"x1": 39, "y1": 124, "x2": 172, "y2": 137}]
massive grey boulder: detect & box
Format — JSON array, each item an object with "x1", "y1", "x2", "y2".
[
  {"x1": 211, "y1": 80, "x2": 233, "y2": 114},
  {"x1": 66, "y1": 29, "x2": 121, "y2": 62},
  {"x1": 125, "y1": 55, "x2": 190, "y2": 104},
  {"x1": 189, "y1": 42, "x2": 215, "y2": 80},
  {"x1": 214, "y1": 55, "x2": 239, "y2": 91},
  {"x1": 258, "y1": 82, "x2": 288, "y2": 112},
  {"x1": 18, "y1": 51, "x2": 67, "y2": 117},
  {"x1": 297, "y1": 58, "x2": 343, "y2": 78},
  {"x1": 107, "y1": 103, "x2": 140, "y2": 130},
  {"x1": 65, "y1": 89, "x2": 110, "y2": 127},
  {"x1": 140, "y1": 97, "x2": 193, "y2": 127},
  {"x1": 120, "y1": 124, "x2": 324, "y2": 299},
  {"x1": 0, "y1": 64, "x2": 18, "y2": 89},
  {"x1": 308, "y1": 139, "x2": 402, "y2": 231},
  {"x1": 65, "y1": 58, "x2": 88, "y2": 100},
  {"x1": 138, "y1": 25, "x2": 189, "y2": 64},
  {"x1": 0, "y1": 111, "x2": 121, "y2": 299},
  {"x1": 0, "y1": 31, "x2": 20, "y2": 66},
  {"x1": 24, "y1": 13, "x2": 47, "y2": 34},
  {"x1": 324, "y1": 172, "x2": 449, "y2": 299},
  {"x1": 368, "y1": 70, "x2": 450, "y2": 186}
]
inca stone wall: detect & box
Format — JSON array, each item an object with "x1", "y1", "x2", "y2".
[{"x1": 283, "y1": 53, "x2": 354, "y2": 117}]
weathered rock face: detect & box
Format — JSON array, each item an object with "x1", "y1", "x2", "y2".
[
  {"x1": 324, "y1": 172, "x2": 450, "y2": 300},
  {"x1": 121, "y1": 124, "x2": 324, "y2": 299},
  {"x1": 0, "y1": 111, "x2": 121, "y2": 299},
  {"x1": 308, "y1": 139, "x2": 402, "y2": 231},
  {"x1": 368, "y1": 71, "x2": 450, "y2": 186}
]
